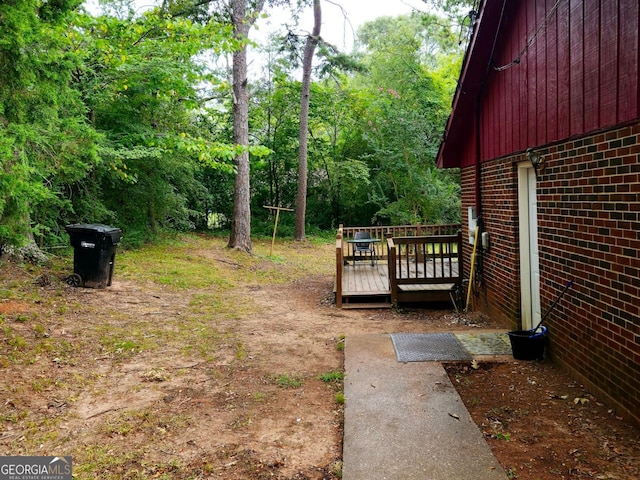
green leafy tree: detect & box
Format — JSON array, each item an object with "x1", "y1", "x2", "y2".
[
  {"x1": 249, "y1": 11, "x2": 463, "y2": 230},
  {"x1": 249, "y1": 34, "x2": 372, "y2": 231},
  {"x1": 421, "y1": 0, "x2": 477, "y2": 18},
  {"x1": 74, "y1": 2, "x2": 243, "y2": 243},
  {"x1": 157, "y1": 0, "x2": 298, "y2": 252},
  {"x1": 353, "y1": 14, "x2": 462, "y2": 225},
  {"x1": 0, "y1": 0, "x2": 99, "y2": 252},
  {"x1": 250, "y1": 55, "x2": 301, "y2": 215},
  {"x1": 304, "y1": 81, "x2": 373, "y2": 229}
]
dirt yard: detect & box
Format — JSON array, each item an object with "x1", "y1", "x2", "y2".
[{"x1": 0, "y1": 234, "x2": 638, "y2": 479}]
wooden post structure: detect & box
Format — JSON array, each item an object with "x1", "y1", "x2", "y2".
[{"x1": 264, "y1": 205, "x2": 294, "y2": 256}]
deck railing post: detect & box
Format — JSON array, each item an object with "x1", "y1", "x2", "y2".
[
  {"x1": 387, "y1": 237, "x2": 397, "y2": 304},
  {"x1": 336, "y1": 228, "x2": 343, "y2": 308},
  {"x1": 456, "y1": 230, "x2": 463, "y2": 292}
]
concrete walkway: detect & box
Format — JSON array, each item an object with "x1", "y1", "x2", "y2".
[{"x1": 343, "y1": 334, "x2": 508, "y2": 480}]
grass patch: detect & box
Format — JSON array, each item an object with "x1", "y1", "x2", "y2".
[
  {"x1": 319, "y1": 371, "x2": 344, "y2": 383},
  {"x1": 320, "y1": 370, "x2": 345, "y2": 403},
  {"x1": 100, "y1": 335, "x2": 143, "y2": 358},
  {"x1": 74, "y1": 444, "x2": 185, "y2": 479},
  {"x1": 274, "y1": 373, "x2": 303, "y2": 388},
  {"x1": 187, "y1": 291, "x2": 256, "y2": 319},
  {"x1": 116, "y1": 234, "x2": 334, "y2": 290},
  {"x1": 252, "y1": 391, "x2": 266, "y2": 402}
]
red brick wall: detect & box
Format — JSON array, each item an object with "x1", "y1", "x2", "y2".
[
  {"x1": 462, "y1": 122, "x2": 640, "y2": 425},
  {"x1": 461, "y1": 161, "x2": 522, "y2": 324}
]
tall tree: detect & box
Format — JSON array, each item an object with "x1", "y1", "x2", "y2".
[
  {"x1": 228, "y1": 0, "x2": 263, "y2": 251},
  {"x1": 155, "y1": 0, "x2": 271, "y2": 252},
  {"x1": 293, "y1": 0, "x2": 320, "y2": 241}
]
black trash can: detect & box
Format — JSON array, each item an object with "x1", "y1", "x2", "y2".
[{"x1": 65, "y1": 224, "x2": 122, "y2": 288}]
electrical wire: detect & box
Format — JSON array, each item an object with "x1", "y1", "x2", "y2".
[
  {"x1": 484, "y1": 0, "x2": 508, "y2": 79},
  {"x1": 493, "y1": 0, "x2": 564, "y2": 72}
]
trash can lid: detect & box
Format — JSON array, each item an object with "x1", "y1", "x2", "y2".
[
  {"x1": 65, "y1": 224, "x2": 122, "y2": 244},
  {"x1": 65, "y1": 223, "x2": 122, "y2": 234}
]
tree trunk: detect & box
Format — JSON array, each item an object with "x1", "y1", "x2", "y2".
[
  {"x1": 294, "y1": 0, "x2": 321, "y2": 242},
  {"x1": 227, "y1": 0, "x2": 265, "y2": 252},
  {"x1": 0, "y1": 215, "x2": 49, "y2": 264}
]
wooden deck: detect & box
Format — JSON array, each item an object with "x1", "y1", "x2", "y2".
[
  {"x1": 335, "y1": 225, "x2": 464, "y2": 309},
  {"x1": 339, "y1": 260, "x2": 461, "y2": 308}
]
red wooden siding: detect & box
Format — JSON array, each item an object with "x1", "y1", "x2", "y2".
[
  {"x1": 442, "y1": 0, "x2": 640, "y2": 169},
  {"x1": 582, "y1": 0, "x2": 601, "y2": 132},
  {"x1": 546, "y1": 0, "x2": 559, "y2": 143},
  {"x1": 557, "y1": 0, "x2": 570, "y2": 140},
  {"x1": 600, "y1": 0, "x2": 618, "y2": 126},
  {"x1": 618, "y1": 1, "x2": 639, "y2": 117},
  {"x1": 569, "y1": 0, "x2": 585, "y2": 136}
]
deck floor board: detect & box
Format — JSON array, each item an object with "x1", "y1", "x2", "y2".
[{"x1": 342, "y1": 263, "x2": 390, "y2": 296}]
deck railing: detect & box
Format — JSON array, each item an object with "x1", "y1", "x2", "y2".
[
  {"x1": 340, "y1": 224, "x2": 460, "y2": 261},
  {"x1": 387, "y1": 231, "x2": 463, "y2": 304}
]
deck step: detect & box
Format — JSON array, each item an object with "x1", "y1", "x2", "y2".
[{"x1": 342, "y1": 302, "x2": 393, "y2": 310}]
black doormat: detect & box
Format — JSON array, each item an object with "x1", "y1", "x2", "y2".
[{"x1": 390, "y1": 333, "x2": 473, "y2": 362}]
